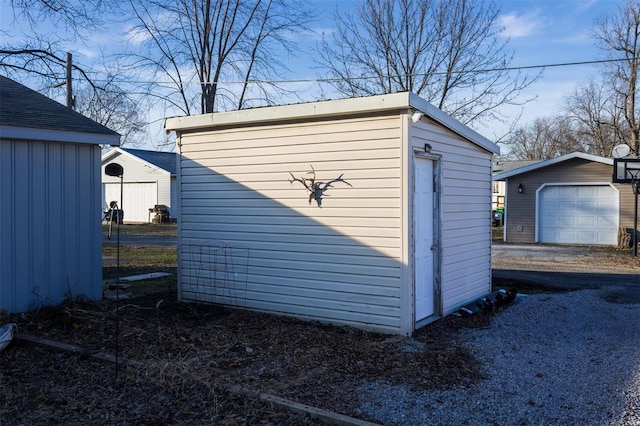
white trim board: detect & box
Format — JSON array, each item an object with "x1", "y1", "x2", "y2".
[{"x1": 166, "y1": 92, "x2": 499, "y2": 155}]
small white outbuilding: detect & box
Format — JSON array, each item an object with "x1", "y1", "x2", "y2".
[
  {"x1": 101, "y1": 148, "x2": 177, "y2": 223},
  {"x1": 166, "y1": 92, "x2": 499, "y2": 335}
]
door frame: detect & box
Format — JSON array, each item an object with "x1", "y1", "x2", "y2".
[{"x1": 413, "y1": 149, "x2": 442, "y2": 328}]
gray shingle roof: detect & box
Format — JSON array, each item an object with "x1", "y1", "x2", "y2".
[
  {"x1": 0, "y1": 75, "x2": 119, "y2": 136},
  {"x1": 120, "y1": 148, "x2": 176, "y2": 175},
  {"x1": 493, "y1": 159, "x2": 540, "y2": 175}
]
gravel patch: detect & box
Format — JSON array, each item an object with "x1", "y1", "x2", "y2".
[{"x1": 357, "y1": 289, "x2": 640, "y2": 425}]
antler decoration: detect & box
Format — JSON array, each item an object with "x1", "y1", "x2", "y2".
[
  {"x1": 289, "y1": 164, "x2": 318, "y2": 205},
  {"x1": 289, "y1": 164, "x2": 352, "y2": 207}
]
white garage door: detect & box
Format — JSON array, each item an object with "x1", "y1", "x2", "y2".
[
  {"x1": 103, "y1": 182, "x2": 157, "y2": 223},
  {"x1": 538, "y1": 184, "x2": 618, "y2": 245}
]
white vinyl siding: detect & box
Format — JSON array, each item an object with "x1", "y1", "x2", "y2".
[
  {"x1": 178, "y1": 115, "x2": 405, "y2": 333},
  {"x1": 170, "y1": 93, "x2": 497, "y2": 335},
  {"x1": 411, "y1": 119, "x2": 493, "y2": 314},
  {"x1": 0, "y1": 139, "x2": 102, "y2": 313},
  {"x1": 102, "y1": 151, "x2": 172, "y2": 221}
]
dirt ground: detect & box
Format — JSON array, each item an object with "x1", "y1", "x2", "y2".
[
  {"x1": 2, "y1": 243, "x2": 639, "y2": 424},
  {"x1": 492, "y1": 243, "x2": 640, "y2": 274},
  {"x1": 1, "y1": 294, "x2": 490, "y2": 425}
]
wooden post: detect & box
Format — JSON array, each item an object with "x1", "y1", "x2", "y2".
[{"x1": 65, "y1": 52, "x2": 73, "y2": 109}]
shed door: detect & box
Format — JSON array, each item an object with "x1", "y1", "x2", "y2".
[
  {"x1": 538, "y1": 184, "x2": 618, "y2": 245},
  {"x1": 103, "y1": 182, "x2": 157, "y2": 223},
  {"x1": 414, "y1": 158, "x2": 434, "y2": 320}
]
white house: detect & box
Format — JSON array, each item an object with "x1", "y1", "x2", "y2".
[
  {"x1": 101, "y1": 148, "x2": 177, "y2": 223},
  {"x1": 165, "y1": 92, "x2": 499, "y2": 335},
  {"x1": 0, "y1": 75, "x2": 120, "y2": 313}
]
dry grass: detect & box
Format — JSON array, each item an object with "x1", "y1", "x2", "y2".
[
  {"x1": 493, "y1": 244, "x2": 640, "y2": 274},
  {"x1": 492, "y1": 226, "x2": 504, "y2": 241},
  {"x1": 101, "y1": 223, "x2": 177, "y2": 236}
]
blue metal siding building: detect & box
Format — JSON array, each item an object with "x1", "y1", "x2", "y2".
[{"x1": 0, "y1": 76, "x2": 120, "y2": 312}]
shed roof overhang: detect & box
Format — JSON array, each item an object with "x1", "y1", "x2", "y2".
[
  {"x1": 0, "y1": 125, "x2": 120, "y2": 146},
  {"x1": 165, "y1": 92, "x2": 499, "y2": 155}
]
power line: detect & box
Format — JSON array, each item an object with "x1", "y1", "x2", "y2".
[
  {"x1": 486, "y1": 57, "x2": 639, "y2": 72},
  {"x1": 78, "y1": 56, "x2": 640, "y2": 86}
]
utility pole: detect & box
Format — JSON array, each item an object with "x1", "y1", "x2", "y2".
[
  {"x1": 55, "y1": 52, "x2": 74, "y2": 109},
  {"x1": 65, "y1": 52, "x2": 73, "y2": 109}
]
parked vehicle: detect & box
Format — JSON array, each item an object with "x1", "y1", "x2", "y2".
[{"x1": 492, "y1": 210, "x2": 503, "y2": 227}]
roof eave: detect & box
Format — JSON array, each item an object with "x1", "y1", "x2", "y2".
[
  {"x1": 1, "y1": 125, "x2": 120, "y2": 146},
  {"x1": 408, "y1": 93, "x2": 500, "y2": 155},
  {"x1": 165, "y1": 92, "x2": 499, "y2": 155},
  {"x1": 165, "y1": 93, "x2": 414, "y2": 132}
]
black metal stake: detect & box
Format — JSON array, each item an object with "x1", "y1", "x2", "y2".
[
  {"x1": 105, "y1": 162, "x2": 124, "y2": 381},
  {"x1": 634, "y1": 180, "x2": 639, "y2": 257},
  {"x1": 115, "y1": 174, "x2": 122, "y2": 379}
]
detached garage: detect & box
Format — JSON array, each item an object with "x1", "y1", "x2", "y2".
[
  {"x1": 494, "y1": 152, "x2": 632, "y2": 246},
  {"x1": 166, "y1": 92, "x2": 499, "y2": 335},
  {"x1": 538, "y1": 184, "x2": 618, "y2": 245},
  {"x1": 101, "y1": 148, "x2": 177, "y2": 223}
]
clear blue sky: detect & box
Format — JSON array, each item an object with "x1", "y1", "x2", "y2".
[{"x1": 0, "y1": 0, "x2": 625, "y2": 148}]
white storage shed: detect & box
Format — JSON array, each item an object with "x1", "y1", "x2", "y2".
[
  {"x1": 166, "y1": 92, "x2": 499, "y2": 335},
  {"x1": 0, "y1": 75, "x2": 120, "y2": 313},
  {"x1": 101, "y1": 148, "x2": 177, "y2": 222}
]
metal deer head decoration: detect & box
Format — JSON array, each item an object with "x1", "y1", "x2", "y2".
[{"x1": 288, "y1": 164, "x2": 352, "y2": 207}]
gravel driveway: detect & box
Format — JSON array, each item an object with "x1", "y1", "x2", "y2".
[
  {"x1": 356, "y1": 244, "x2": 640, "y2": 425},
  {"x1": 358, "y1": 288, "x2": 640, "y2": 425}
]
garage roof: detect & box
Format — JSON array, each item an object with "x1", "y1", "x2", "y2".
[
  {"x1": 0, "y1": 75, "x2": 120, "y2": 146},
  {"x1": 493, "y1": 152, "x2": 612, "y2": 180},
  {"x1": 102, "y1": 147, "x2": 176, "y2": 175},
  {"x1": 493, "y1": 159, "x2": 540, "y2": 175}
]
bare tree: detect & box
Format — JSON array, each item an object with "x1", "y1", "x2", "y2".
[
  {"x1": 564, "y1": 79, "x2": 625, "y2": 157},
  {"x1": 126, "y1": 0, "x2": 312, "y2": 115},
  {"x1": 74, "y1": 82, "x2": 148, "y2": 147},
  {"x1": 5, "y1": 0, "x2": 109, "y2": 35},
  {"x1": 1, "y1": 1, "x2": 149, "y2": 144},
  {"x1": 1, "y1": 1, "x2": 113, "y2": 87},
  {"x1": 317, "y1": 0, "x2": 537, "y2": 126},
  {"x1": 593, "y1": 0, "x2": 640, "y2": 153},
  {"x1": 0, "y1": 44, "x2": 98, "y2": 92},
  {"x1": 505, "y1": 116, "x2": 583, "y2": 161}
]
